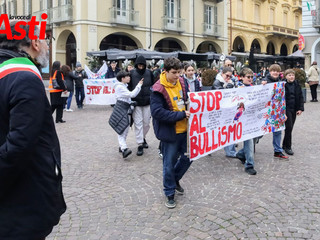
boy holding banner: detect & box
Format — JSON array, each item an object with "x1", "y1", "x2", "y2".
[
  {"x1": 236, "y1": 68, "x2": 257, "y2": 175},
  {"x1": 262, "y1": 64, "x2": 289, "y2": 159},
  {"x1": 150, "y1": 57, "x2": 191, "y2": 209}
]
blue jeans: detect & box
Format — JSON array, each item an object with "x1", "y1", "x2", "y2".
[
  {"x1": 273, "y1": 131, "x2": 283, "y2": 153},
  {"x1": 237, "y1": 139, "x2": 254, "y2": 169},
  {"x1": 75, "y1": 87, "x2": 85, "y2": 107},
  {"x1": 161, "y1": 132, "x2": 192, "y2": 197},
  {"x1": 224, "y1": 144, "x2": 237, "y2": 157},
  {"x1": 66, "y1": 91, "x2": 73, "y2": 109}
]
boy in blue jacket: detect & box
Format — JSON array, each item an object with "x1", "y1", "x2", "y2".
[{"x1": 150, "y1": 57, "x2": 191, "y2": 209}]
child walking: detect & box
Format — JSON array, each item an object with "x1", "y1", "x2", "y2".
[
  {"x1": 282, "y1": 69, "x2": 304, "y2": 155},
  {"x1": 109, "y1": 71, "x2": 143, "y2": 158}
]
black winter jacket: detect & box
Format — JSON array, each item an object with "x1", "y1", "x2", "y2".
[
  {"x1": 109, "y1": 100, "x2": 131, "y2": 135},
  {"x1": 105, "y1": 66, "x2": 120, "y2": 79},
  {"x1": 128, "y1": 55, "x2": 155, "y2": 106},
  {"x1": 262, "y1": 73, "x2": 282, "y2": 83},
  {"x1": 0, "y1": 49, "x2": 66, "y2": 240},
  {"x1": 65, "y1": 71, "x2": 79, "y2": 92},
  {"x1": 73, "y1": 69, "x2": 88, "y2": 88},
  {"x1": 285, "y1": 80, "x2": 304, "y2": 112}
]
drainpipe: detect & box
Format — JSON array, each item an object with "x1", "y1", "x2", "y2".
[
  {"x1": 229, "y1": 0, "x2": 232, "y2": 55},
  {"x1": 191, "y1": 0, "x2": 195, "y2": 52},
  {"x1": 148, "y1": 0, "x2": 152, "y2": 49}
]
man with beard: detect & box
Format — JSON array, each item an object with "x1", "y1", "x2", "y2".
[
  {"x1": 0, "y1": 22, "x2": 66, "y2": 239},
  {"x1": 128, "y1": 55, "x2": 155, "y2": 156}
]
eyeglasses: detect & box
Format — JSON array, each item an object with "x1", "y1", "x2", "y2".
[
  {"x1": 245, "y1": 75, "x2": 254, "y2": 79},
  {"x1": 39, "y1": 38, "x2": 51, "y2": 46},
  {"x1": 227, "y1": 64, "x2": 232, "y2": 67},
  {"x1": 225, "y1": 74, "x2": 232, "y2": 78},
  {"x1": 45, "y1": 38, "x2": 51, "y2": 45}
]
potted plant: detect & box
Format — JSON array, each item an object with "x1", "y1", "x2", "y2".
[{"x1": 294, "y1": 68, "x2": 307, "y2": 103}]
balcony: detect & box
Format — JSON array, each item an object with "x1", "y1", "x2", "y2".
[
  {"x1": 109, "y1": 7, "x2": 139, "y2": 26},
  {"x1": 313, "y1": 10, "x2": 320, "y2": 28},
  {"x1": 265, "y1": 25, "x2": 299, "y2": 38},
  {"x1": 50, "y1": 4, "x2": 74, "y2": 24},
  {"x1": 203, "y1": 23, "x2": 221, "y2": 37},
  {"x1": 33, "y1": 9, "x2": 52, "y2": 25},
  {"x1": 202, "y1": 0, "x2": 223, "y2": 3},
  {"x1": 162, "y1": 17, "x2": 185, "y2": 32},
  {"x1": 34, "y1": 4, "x2": 73, "y2": 25}
]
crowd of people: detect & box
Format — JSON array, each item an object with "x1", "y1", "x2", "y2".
[
  {"x1": 0, "y1": 20, "x2": 315, "y2": 240},
  {"x1": 106, "y1": 56, "x2": 307, "y2": 209}
]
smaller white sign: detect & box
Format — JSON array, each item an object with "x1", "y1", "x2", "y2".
[{"x1": 83, "y1": 78, "x2": 117, "y2": 105}]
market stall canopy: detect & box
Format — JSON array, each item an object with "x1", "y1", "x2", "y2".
[
  {"x1": 177, "y1": 52, "x2": 208, "y2": 61},
  {"x1": 288, "y1": 50, "x2": 305, "y2": 59},
  {"x1": 86, "y1": 49, "x2": 225, "y2": 61},
  {"x1": 87, "y1": 48, "x2": 177, "y2": 60}
]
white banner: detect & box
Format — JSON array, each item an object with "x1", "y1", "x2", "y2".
[
  {"x1": 188, "y1": 82, "x2": 286, "y2": 160},
  {"x1": 84, "y1": 62, "x2": 109, "y2": 79},
  {"x1": 83, "y1": 78, "x2": 117, "y2": 105}
]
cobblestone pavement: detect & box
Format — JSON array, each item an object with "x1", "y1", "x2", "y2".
[{"x1": 47, "y1": 98, "x2": 320, "y2": 240}]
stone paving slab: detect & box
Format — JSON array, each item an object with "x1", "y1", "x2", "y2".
[{"x1": 47, "y1": 99, "x2": 320, "y2": 240}]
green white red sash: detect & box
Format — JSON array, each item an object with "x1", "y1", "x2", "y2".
[{"x1": 0, "y1": 57, "x2": 42, "y2": 80}]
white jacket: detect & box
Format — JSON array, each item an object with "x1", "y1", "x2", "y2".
[{"x1": 114, "y1": 82, "x2": 142, "y2": 104}]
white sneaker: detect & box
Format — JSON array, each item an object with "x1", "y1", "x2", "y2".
[{"x1": 66, "y1": 109, "x2": 73, "y2": 112}]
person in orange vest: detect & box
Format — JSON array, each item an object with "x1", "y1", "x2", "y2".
[{"x1": 49, "y1": 61, "x2": 67, "y2": 123}]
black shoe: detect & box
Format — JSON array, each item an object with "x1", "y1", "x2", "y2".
[
  {"x1": 175, "y1": 181, "x2": 184, "y2": 195},
  {"x1": 236, "y1": 153, "x2": 246, "y2": 164},
  {"x1": 311, "y1": 100, "x2": 316, "y2": 102},
  {"x1": 119, "y1": 147, "x2": 122, "y2": 153},
  {"x1": 274, "y1": 152, "x2": 289, "y2": 160},
  {"x1": 56, "y1": 119, "x2": 66, "y2": 123},
  {"x1": 165, "y1": 195, "x2": 176, "y2": 209},
  {"x1": 137, "y1": 145, "x2": 144, "y2": 156},
  {"x1": 122, "y1": 148, "x2": 132, "y2": 158},
  {"x1": 315, "y1": 100, "x2": 319, "y2": 102},
  {"x1": 245, "y1": 167, "x2": 257, "y2": 175},
  {"x1": 142, "y1": 139, "x2": 148, "y2": 148},
  {"x1": 284, "y1": 148, "x2": 294, "y2": 155}
]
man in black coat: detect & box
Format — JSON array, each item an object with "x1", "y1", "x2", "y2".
[
  {"x1": 0, "y1": 22, "x2": 66, "y2": 239},
  {"x1": 73, "y1": 61, "x2": 88, "y2": 109},
  {"x1": 128, "y1": 55, "x2": 155, "y2": 156}
]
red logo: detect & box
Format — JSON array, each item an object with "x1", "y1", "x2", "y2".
[{"x1": 0, "y1": 13, "x2": 47, "y2": 40}]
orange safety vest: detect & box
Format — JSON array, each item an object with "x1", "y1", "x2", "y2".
[{"x1": 49, "y1": 70, "x2": 65, "y2": 93}]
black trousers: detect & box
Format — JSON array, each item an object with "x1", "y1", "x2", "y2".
[
  {"x1": 282, "y1": 110, "x2": 297, "y2": 149},
  {"x1": 310, "y1": 84, "x2": 318, "y2": 100},
  {"x1": 51, "y1": 104, "x2": 63, "y2": 122}
]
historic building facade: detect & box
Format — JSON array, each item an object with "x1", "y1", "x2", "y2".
[
  {"x1": 300, "y1": 0, "x2": 320, "y2": 69},
  {"x1": 229, "y1": 0, "x2": 301, "y2": 64},
  {"x1": 1, "y1": 0, "x2": 228, "y2": 69}
]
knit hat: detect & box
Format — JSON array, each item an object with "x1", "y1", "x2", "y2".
[{"x1": 76, "y1": 62, "x2": 82, "y2": 68}]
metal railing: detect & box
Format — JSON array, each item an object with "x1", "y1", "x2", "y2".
[
  {"x1": 50, "y1": 4, "x2": 74, "y2": 24},
  {"x1": 162, "y1": 16, "x2": 185, "y2": 32},
  {"x1": 109, "y1": 7, "x2": 139, "y2": 26},
  {"x1": 203, "y1": 23, "x2": 221, "y2": 36},
  {"x1": 313, "y1": 9, "x2": 320, "y2": 27},
  {"x1": 33, "y1": 9, "x2": 51, "y2": 25},
  {"x1": 33, "y1": 4, "x2": 73, "y2": 24}
]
